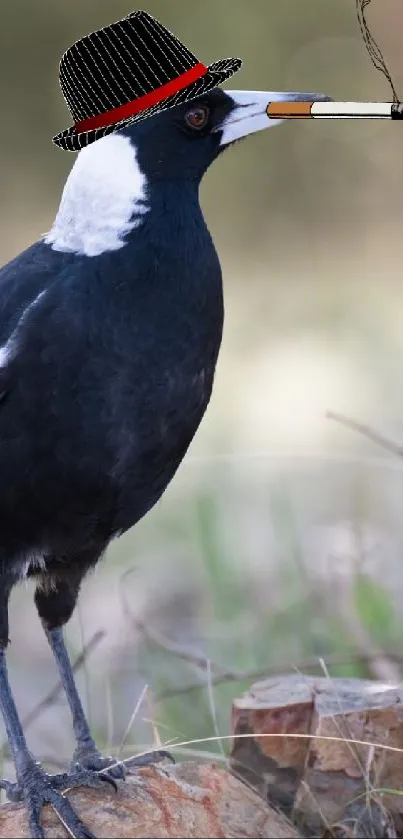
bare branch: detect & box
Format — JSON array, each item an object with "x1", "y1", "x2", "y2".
[
  {"x1": 119, "y1": 566, "x2": 243, "y2": 679},
  {"x1": 155, "y1": 651, "x2": 403, "y2": 702},
  {"x1": 326, "y1": 411, "x2": 403, "y2": 458}
]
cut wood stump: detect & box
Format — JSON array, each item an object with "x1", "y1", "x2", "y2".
[
  {"x1": 0, "y1": 760, "x2": 299, "y2": 838},
  {"x1": 230, "y1": 674, "x2": 403, "y2": 837}
]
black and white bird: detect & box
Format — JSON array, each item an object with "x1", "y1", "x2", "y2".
[{"x1": 0, "y1": 73, "x2": 330, "y2": 839}]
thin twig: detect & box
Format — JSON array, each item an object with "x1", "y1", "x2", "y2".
[
  {"x1": 147, "y1": 687, "x2": 163, "y2": 750},
  {"x1": 326, "y1": 411, "x2": 403, "y2": 458},
  {"x1": 155, "y1": 651, "x2": 403, "y2": 702},
  {"x1": 105, "y1": 673, "x2": 114, "y2": 752},
  {"x1": 206, "y1": 659, "x2": 225, "y2": 757},
  {"x1": 118, "y1": 683, "x2": 149, "y2": 759},
  {"x1": 119, "y1": 556, "x2": 401, "y2": 705},
  {"x1": 132, "y1": 613, "x2": 223, "y2": 672},
  {"x1": 119, "y1": 565, "x2": 243, "y2": 679}
]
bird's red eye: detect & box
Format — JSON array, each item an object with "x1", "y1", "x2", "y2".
[{"x1": 184, "y1": 105, "x2": 210, "y2": 130}]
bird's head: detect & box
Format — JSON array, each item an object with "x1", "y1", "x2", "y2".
[
  {"x1": 123, "y1": 87, "x2": 332, "y2": 182},
  {"x1": 46, "y1": 87, "x2": 331, "y2": 257}
]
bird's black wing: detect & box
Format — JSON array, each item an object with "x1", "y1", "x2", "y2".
[
  {"x1": 0, "y1": 240, "x2": 68, "y2": 340},
  {"x1": 0, "y1": 240, "x2": 74, "y2": 402}
]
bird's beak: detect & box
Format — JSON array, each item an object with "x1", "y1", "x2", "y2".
[{"x1": 217, "y1": 90, "x2": 333, "y2": 146}]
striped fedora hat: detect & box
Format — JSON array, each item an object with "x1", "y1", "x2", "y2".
[{"x1": 53, "y1": 10, "x2": 242, "y2": 152}]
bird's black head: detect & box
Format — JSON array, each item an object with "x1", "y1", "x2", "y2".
[
  {"x1": 45, "y1": 88, "x2": 331, "y2": 257},
  {"x1": 121, "y1": 88, "x2": 234, "y2": 183},
  {"x1": 121, "y1": 87, "x2": 331, "y2": 184}
]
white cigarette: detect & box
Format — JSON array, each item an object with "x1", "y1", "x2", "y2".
[{"x1": 266, "y1": 101, "x2": 403, "y2": 120}]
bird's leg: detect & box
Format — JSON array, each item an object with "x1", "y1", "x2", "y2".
[
  {"x1": 0, "y1": 574, "x2": 100, "y2": 839},
  {"x1": 45, "y1": 625, "x2": 125, "y2": 778},
  {"x1": 45, "y1": 625, "x2": 98, "y2": 757},
  {"x1": 37, "y1": 577, "x2": 172, "y2": 784},
  {"x1": 46, "y1": 627, "x2": 171, "y2": 778}
]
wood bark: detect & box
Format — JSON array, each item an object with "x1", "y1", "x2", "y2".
[{"x1": 231, "y1": 674, "x2": 403, "y2": 837}]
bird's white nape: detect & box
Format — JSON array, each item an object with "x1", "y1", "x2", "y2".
[{"x1": 44, "y1": 134, "x2": 150, "y2": 257}]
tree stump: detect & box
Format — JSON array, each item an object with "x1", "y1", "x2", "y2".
[{"x1": 230, "y1": 674, "x2": 403, "y2": 837}]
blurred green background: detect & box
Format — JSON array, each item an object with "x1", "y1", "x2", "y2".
[{"x1": 1, "y1": 0, "x2": 403, "y2": 774}]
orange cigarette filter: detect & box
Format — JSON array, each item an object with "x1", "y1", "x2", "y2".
[{"x1": 267, "y1": 101, "x2": 313, "y2": 118}]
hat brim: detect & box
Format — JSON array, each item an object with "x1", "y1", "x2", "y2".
[{"x1": 52, "y1": 58, "x2": 242, "y2": 152}]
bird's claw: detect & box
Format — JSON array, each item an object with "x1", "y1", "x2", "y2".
[
  {"x1": 0, "y1": 777, "x2": 24, "y2": 802},
  {"x1": 1, "y1": 761, "x2": 97, "y2": 839},
  {"x1": 0, "y1": 763, "x2": 115, "y2": 803},
  {"x1": 71, "y1": 745, "x2": 174, "y2": 783},
  {"x1": 55, "y1": 763, "x2": 119, "y2": 793},
  {"x1": 0, "y1": 749, "x2": 174, "y2": 837},
  {"x1": 71, "y1": 747, "x2": 127, "y2": 782}
]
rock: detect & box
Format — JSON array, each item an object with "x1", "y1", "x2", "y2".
[{"x1": 0, "y1": 760, "x2": 300, "y2": 838}]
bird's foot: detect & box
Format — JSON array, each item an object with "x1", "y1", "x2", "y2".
[
  {"x1": 0, "y1": 759, "x2": 116, "y2": 839},
  {"x1": 72, "y1": 743, "x2": 174, "y2": 782}
]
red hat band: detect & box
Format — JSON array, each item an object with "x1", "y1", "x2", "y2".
[{"x1": 75, "y1": 63, "x2": 208, "y2": 134}]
